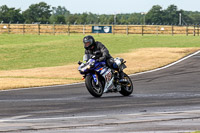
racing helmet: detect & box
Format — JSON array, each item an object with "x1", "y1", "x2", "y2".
[{"x1": 83, "y1": 35, "x2": 95, "y2": 50}]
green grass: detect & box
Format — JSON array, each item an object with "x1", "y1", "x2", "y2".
[{"x1": 0, "y1": 34, "x2": 200, "y2": 70}]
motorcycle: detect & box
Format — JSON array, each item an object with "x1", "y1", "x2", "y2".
[{"x1": 78, "y1": 52, "x2": 133, "y2": 97}]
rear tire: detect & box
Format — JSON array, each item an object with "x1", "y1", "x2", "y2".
[
  {"x1": 85, "y1": 75, "x2": 104, "y2": 97},
  {"x1": 119, "y1": 73, "x2": 133, "y2": 96}
]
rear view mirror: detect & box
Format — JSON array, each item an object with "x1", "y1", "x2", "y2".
[{"x1": 78, "y1": 61, "x2": 82, "y2": 65}]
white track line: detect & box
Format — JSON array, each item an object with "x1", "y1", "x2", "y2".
[
  {"x1": 0, "y1": 115, "x2": 107, "y2": 122},
  {"x1": 0, "y1": 82, "x2": 84, "y2": 92},
  {"x1": 129, "y1": 50, "x2": 200, "y2": 76},
  {"x1": 1, "y1": 50, "x2": 200, "y2": 92},
  {"x1": 1, "y1": 110, "x2": 200, "y2": 122}
]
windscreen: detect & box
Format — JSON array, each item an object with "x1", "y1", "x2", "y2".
[{"x1": 83, "y1": 54, "x2": 92, "y2": 62}]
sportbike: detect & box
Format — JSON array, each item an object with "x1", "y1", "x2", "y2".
[{"x1": 78, "y1": 52, "x2": 133, "y2": 97}]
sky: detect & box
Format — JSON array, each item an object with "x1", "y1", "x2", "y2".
[{"x1": 0, "y1": 0, "x2": 200, "y2": 14}]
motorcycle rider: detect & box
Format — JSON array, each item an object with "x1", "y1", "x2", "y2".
[{"x1": 83, "y1": 35, "x2": 127, "y2": 83}]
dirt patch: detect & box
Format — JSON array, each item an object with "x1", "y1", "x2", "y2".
[
  {"x1": 0, "y1": 48, "x2": 199, "y2": 90},
  {"x1": 116, "y1": 48, "x2": 199, "y2": 74}
]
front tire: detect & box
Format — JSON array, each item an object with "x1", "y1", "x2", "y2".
[
  {"x1": 119, "y1": 73, "x2": 133, "y2": 96},
  {"x1": 85, "y1": 75, "x2": 104, "y2": 97}
]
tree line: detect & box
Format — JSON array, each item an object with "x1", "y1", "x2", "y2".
[{"x1": 0, "y1": 2, "x2": 200, "y2": 25}]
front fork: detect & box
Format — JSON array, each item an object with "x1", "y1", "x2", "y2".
[
  {"x1": 83, "y1": 73, "x2": 99, "y2": 85},
  {"x1": 92, "y1": 72, "x2": 99, "y2": 85}
]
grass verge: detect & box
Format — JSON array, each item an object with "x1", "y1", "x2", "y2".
[{"x1": 1, "y1": 34, "x2": 200, "y2": 70}]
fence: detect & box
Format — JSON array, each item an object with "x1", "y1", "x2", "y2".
[{"x1": 0, "y1": 24, "x2": 199, "y2": 36}]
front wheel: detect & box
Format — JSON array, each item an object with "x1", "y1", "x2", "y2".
[
  {"x1": 85, "y1": 75, "x2": 104, "y2": 97},
  {"x1": 119, "y1": 73, "x2": 133, "y2": 96}
]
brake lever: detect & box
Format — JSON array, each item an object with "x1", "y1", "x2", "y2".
[{"x1": 78, "y1": 61, "x2": 82, "y2": 65}]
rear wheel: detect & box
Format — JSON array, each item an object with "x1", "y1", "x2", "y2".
[
  {"x1": 85, "y1": 75, "x2": 104, "y2": 97},
  {"x1": 119, "y1": 73, "x2": 133, "y2": 96}
]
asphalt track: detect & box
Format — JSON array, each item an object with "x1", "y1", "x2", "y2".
[{"x1": 0, "y1": 51, "x2": 200, "y2": 133}]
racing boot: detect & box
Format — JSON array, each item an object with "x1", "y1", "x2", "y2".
[{"x1": 118, "y1": 70, "x2": 128, "y2": 84}]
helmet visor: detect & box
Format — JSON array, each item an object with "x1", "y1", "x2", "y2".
[
  {"x1": 83, "y1": 38, "x2": 93, "y2": 48},
  {"x1": 84, "y1": 42, "x2": 91, "y2": 48}
]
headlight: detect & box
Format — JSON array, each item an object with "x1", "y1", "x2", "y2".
[{"x1": 81, "y1": 65, "x2": 90, "y2": 72}]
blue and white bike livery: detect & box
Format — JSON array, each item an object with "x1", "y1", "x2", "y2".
[{"x1": 78, "y1": 53, "x2": 133, "y2": 97}]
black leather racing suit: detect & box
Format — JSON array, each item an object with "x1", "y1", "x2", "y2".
[
  {"x1": 85, "y1": 41, "x2": 124, "y2": 79},
  {"x1": 85, "y1": 41, "x2": 113, "y2": 67}
]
